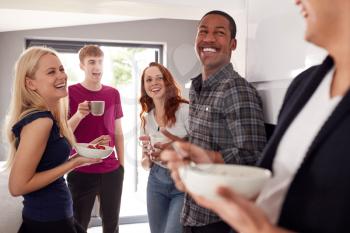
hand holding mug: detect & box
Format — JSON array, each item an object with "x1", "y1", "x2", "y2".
[
  {"x1": 149, "y1": 133, "x2": 171, "y2": 163},
  {"x1": 76, "y1": 101, "x2": 90, "y2": 119}
]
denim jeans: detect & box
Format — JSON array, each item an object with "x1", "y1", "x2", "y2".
[{"x1": 147, "y1": 164, "x2": 184, "y2": 233}]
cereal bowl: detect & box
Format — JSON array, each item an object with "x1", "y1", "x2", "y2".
[
  {"x1": 75, "y1": 143, "x2": 113, "y2": 159},
  {"x1": 178, "y1": 164, "x2": 271, "y2": 200}
]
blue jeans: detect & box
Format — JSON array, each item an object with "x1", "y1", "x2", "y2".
[{"x1": 147, "y1": 165, "x2": 184, "y2": 233}]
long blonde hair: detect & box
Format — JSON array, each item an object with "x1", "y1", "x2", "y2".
[{"x1": 5, "y1": 47, "x2": 75, "y2": 168}]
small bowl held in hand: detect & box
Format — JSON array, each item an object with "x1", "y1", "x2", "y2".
[
  {"x1": 150, "y1": 133, "x2": 170, "y2": 150},
  {"x1": 75, "y1": 143, "x2": 113, "y2": 159},
  {"x1": 178, "y1": 164, "x2": 271, "y2": 200}
]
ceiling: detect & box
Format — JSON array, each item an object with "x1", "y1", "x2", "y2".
[{"x1": 0, "y1": 0, "x2": 245, "y2": 32}]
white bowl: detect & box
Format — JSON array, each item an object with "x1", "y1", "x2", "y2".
[
  {"x1": 75, "y1": 143, "x2": 113, "y2": 159},
  {"x1": 178, "y1": 164, "x2": 271, "y2": 200},
  {"x1": 150, "y1": 133, "x2": 170, "y2": 147}
]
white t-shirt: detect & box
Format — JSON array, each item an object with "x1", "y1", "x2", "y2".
[
  {"x1": 142, "y1": 102, "x2": 189, "y2": 138},
  {"x1": 256, "y1": 68, "x2": 342, "y2": 224},
  {"x1": 141, "y1": 103, "x2": 189, "y2": 168}
]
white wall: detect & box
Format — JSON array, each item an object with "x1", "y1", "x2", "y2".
[
  {"x1": 230, "y1": 6, "x2": 247, "y2": 78},
  {"x1": 247, "y1": 0, "x2": 327, "y2": 123}
]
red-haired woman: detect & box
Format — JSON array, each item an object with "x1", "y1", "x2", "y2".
[{"x1": 139, "y1": 62, "x2": 189, "y2": 233}]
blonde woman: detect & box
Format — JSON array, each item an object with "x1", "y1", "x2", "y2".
[{"x1": 5, "y1": 47, "x2": 101, "y2": 233}]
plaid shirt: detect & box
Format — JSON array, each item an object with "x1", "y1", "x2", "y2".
[{"x1": 182, "y1": 63, "x2": 267, "y2": 226}]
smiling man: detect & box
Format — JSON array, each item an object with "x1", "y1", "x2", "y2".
[{"x1": 181, "y1": 10, "x2": 267, "y2": 233}]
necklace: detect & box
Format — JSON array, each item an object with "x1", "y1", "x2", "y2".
[{"x1": 154, "y1": 111, "x2": 164, "y2": 132}]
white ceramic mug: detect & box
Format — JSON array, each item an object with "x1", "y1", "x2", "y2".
[
  {"x1": 149, "y1": 133, "x2": 170, "y2": 167},
  {"x1": 90, "y1": 101, "x2": 105, "y2": 116},
  {"x1": 150, "y1": 133, "x2": 170, "y2": 150}
]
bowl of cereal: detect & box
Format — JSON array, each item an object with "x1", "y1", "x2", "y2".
[
  {"x1": 75, "y1": 143, "x2": 113, "y2": 159},
  {"x1": 179, "y1": 164, "x2": 271, "y2": 200}
]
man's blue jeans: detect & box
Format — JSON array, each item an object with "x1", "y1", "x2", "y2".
[{"x1": 147, "y1": 164, "x2": 184, "y2": 233}]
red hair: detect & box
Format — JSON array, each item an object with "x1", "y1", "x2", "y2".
[{"x1": 139, "y1": 62, "x2": 188, "y2": 130}]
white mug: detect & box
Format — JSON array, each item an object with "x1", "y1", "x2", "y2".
[
  {"x1": 89, "y1": 101, "x2": 105, "y2": 116},
  {"x1": 150, "y1": 133, "x2": 170, "y2": 150}
]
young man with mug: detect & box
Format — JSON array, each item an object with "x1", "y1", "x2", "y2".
[{"x1": 67, "y1": 44, "x2": 124, "y2": 233}]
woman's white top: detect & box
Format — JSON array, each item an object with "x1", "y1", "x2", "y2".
[
  {"x1": 142, "y1": 103, "x2": 189, "y2": 137},
  {"x1": 141, "y1": 103, "x2": 189, "y2": 167},
  {"x1": 256, "y1": 69, "x2": 342, "y2": 224}
]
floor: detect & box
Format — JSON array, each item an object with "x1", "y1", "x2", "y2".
[{"x1": 87, "y1": 223, "x2": 150, "y2": 233}]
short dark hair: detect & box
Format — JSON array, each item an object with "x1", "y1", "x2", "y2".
[{"x1": 201, "y1": 10, "x2": 237, "y2": 39}]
